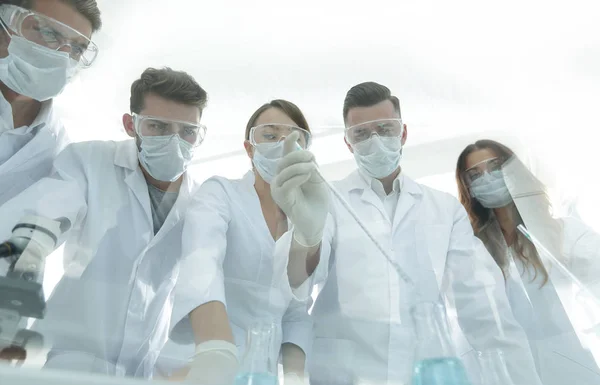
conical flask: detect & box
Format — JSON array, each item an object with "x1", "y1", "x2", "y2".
[
  {"x1": 411, "y1": 301, "x2": 472, "y2": 385},
  {"x1": 477, "y1": 349, "x2": 515, "y2": 385},
  {"x1": 235, "y1": 322, "x2": 278, "y2": 385}
]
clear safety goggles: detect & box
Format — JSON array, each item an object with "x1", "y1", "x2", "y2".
[
  {"x1": 0, "y1": 4, "x2": 98, "y2": 67},
  {"x1": 464, "y1": 157, "x2": 506, "y2": 184},
  {"x1": 345, "y1": 118, "x2": 403, "y2": 145},
  {"x1": 249, "y1": 123, "x2": 312, "y2": 149},
  {"x1": 132, "y1": 113, "x2": 207, "y2": 147}
]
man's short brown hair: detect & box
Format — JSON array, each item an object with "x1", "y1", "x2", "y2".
[
  {"x1": 343, "y1": 81, "x2": 401, "y2": 124},
  {"x1": 130, "y1": 67, "x2": 208, "y2": 115},
  {"x1": 5, "y1": 0, "x2": 102, "y2": 32}
]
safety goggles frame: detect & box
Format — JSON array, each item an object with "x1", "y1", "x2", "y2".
[
  {"x1": 345, "y1": 118, "x2": 404, "y2": 145},
  {"x1": 132, "y1": 113, "x2": 207, "y2": 147},
  {"x1": 0, "y1": 4, "x2": 98, "y2": 68},
  {"x1": 249, "y1": 123, "x2": 312, "y2": 149},
  {"x1": 463, "y1": 157, "x2": 506, "y2": 185}
]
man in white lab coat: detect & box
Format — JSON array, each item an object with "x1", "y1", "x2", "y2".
[
  {"x1": 0, "y1": 67, "x2": 208, "y2": 378},
  {"x1": 271, "y1": 82, "x2": 543, "y2": 385},
  {"x1": 0, "y1": 0, "x2": 102, "y2": 205}
]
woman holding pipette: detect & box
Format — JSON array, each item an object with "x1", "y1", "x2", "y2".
[
  {"x1": 456, "y1": 139, "x2": 600, "y2": 385},
  {"x1": 154, "y1": 100, "x2": 313, "y2": 385}
]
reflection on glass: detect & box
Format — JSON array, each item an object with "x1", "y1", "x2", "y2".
[
  {"x1": 0, "y1": 2, "x2": 598, "y2": 384},
  {"x1": 456, "y1": 139, "x2": 600, "y2": 384}
]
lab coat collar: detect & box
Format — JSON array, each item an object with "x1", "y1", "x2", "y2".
[
  {"x1": 242, "y1": 170, "x2": 255, "y2": 185},
  {"x1": 0, "y1": 92, "x2": 55, "y2": 133},
  {"x1": 114, "y1": 139, "x2": 140, "y2": 171},
  {"x1": 341, "y1": 169, "x2": 423, "y2": 197},
  {"x1": 32, "y1": 99, "x2": 55, "y2": 133},
  {"x1": 339, "y1": 169, "x2": 423, "y2": 228},
  {"x1": 358, "y1": 167, "x2": 403, "y2": 199},
  {"x1": 114, "y1": 139, "x2": 195, "y2": 243},
  {"x1": 152, "y1": 173, "x2": 194, "y2": 246},
  {"x1": 0, "y1": 95, "x2": 64, "y2": 176},
  {"x1": 241, "y1": 169, "x2": 291, "y2": 243},
  {"x1": 116, "y1": 139, "x2": 154, "y2": 231}
]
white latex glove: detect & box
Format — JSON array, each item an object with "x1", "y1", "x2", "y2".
[
  {"x1": 271, "y1": 132, "x2": 329, "y2": 247},
  {"x1": 185, "y1": 340, "x2": 239, "y2": 385}
]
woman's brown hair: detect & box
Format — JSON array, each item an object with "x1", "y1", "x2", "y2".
[{"x1": 456, "y1": 139, "x2": 551, "y2": 286}]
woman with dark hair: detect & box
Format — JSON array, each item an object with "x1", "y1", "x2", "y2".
[
  {"x1": 456, "y1": 139, "x2": 600, "y2": 385},
  {"x1": 155, "y1": 100, "x2": 313, "y2": 385}
]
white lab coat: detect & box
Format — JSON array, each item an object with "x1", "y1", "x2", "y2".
[
  {"x1": 0, "y1": 139, "x2": 195, "y2": 378},
  {"x1": 273, "y1": 170, "x2": 541, "y2": 385},
  {"x1": 0, "y1": 94, "x2": 68, "y2": 206},
  {"x1": 155, "y1": 171, "x2": 312, "y2": 376},
  {"x1": 457, "y1": 156, "x2": 600, "y2": 385}
]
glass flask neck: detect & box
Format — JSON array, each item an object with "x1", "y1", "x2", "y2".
[
  {"x1": 412, "y1": 301, "x2": 456, "y2": 359},
  {"x1": 411, "y1": 302, "x2": 472, "y2": 385},
  {"x1": 477, "y1": 350, "x2": 514, "y2": 385},
  {"x1": 239, "y1": 322, "x2": 277, "y2": 375}
]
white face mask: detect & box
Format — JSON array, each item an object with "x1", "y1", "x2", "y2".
[
  {"x1": 138, "y1": 135, "x2": 194, "y2": 182},
  {"x1": 352, "y1": 136, "x2": 403, "y2": 179},
  {"x1": 0, "y1": 34, "x2": 78, "y2": 101},
  {"x1": 470, "y1": 170, "x2": 513, "y2": 208},
  {"x1": 252, "y1": 142, "x2": 284, "y2": 184}
]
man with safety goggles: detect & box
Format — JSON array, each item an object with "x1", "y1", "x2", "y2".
[
  {"x1": 271, "y1": 82, "x2": 543, "y2": 384},
  {"x1": 0, "y1": 67, "x2": 208, "y2": 377},
  {"x1": 0, "y1": 0, "x2": 101, "y2": 205}
]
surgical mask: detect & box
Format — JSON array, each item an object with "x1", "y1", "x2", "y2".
[
  {"x1": 138, "y1": 135, "x2": 194, "y2": 182},
  {"x1": 0, "y1": 34, "x2": 78, "y2": 101},
  {"x1": 470, "y1": 170, "x2": 513, "y2": 208},
  {"x1": 352, "y1": 135, "x2": 402, "y2": 179},
  {"x1": 252, "y1": 142, "x2": 284, "y2": 184}
]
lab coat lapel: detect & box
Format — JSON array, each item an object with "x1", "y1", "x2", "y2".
[
  {"x1": 115, "y1": 140, "x2": 153, "y2": 230},
  {"x1": 239, "y1": 171, "x2": 275, "y2": 244},
  {"x1": 0, "y1": 124, "x2": 55, "y2": 174},
  {"x1": 360, "y1": 189, "x2": 388, "y2": 221},
  {"x1": 150, "y1": 173, "x2": 193, "y2": 245},
  {"x1": 392, "y1": 176, "x2": 422, "y2": 234},
  {"x1": 343, "y1": 171, "x2": 388, "y2": 221},
  {"x1": 0, "y1": 99, "x2": 58, "y2": 173}
]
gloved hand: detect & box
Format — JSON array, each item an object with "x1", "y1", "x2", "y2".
[
  {"x1": 185, "y1": 340, "x2": 239, "y2": 385},
  {"x1": 271, "y1": 132, "x2": 329, "y2": 247}
]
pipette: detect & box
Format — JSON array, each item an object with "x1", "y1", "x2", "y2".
[
  {"x1": 313, "y1": 166, "x2": 414, "y2": 285},
  {"x1": 291, "y1": 140, "x2": 414, "y2": 286}
]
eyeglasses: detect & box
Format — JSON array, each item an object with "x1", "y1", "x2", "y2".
[
  {"x1": 0, "y1": 4, "x2": 99, "y2": 67},
  {"x1": 249, "y1": 124, "x2": 312, "y2": 149},
  {"x1": 464, "y1": 157, "x2": 505, "y2": 184},
  {"x1": 345, "y1": 118, "x2": 403, "y2": 145},
  {"x1": 132, "y1": 113, "x2": 207, "y2": 147}
]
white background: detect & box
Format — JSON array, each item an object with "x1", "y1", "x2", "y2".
[{"x1": 54, "y1": 0, "x2": 599, "y2": 192}]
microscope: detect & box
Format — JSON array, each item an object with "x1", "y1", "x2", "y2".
[{"x1": 0, "y1": 215, "x2": 67, "y2": 364}]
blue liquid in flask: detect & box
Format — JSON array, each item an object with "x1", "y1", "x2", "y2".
[
  {"x1": 235, "y1": 372, "x2": 278, "y2": 385},
  {"x1": 412, "y1": 357, "x2": 471, "y2": 385}
]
